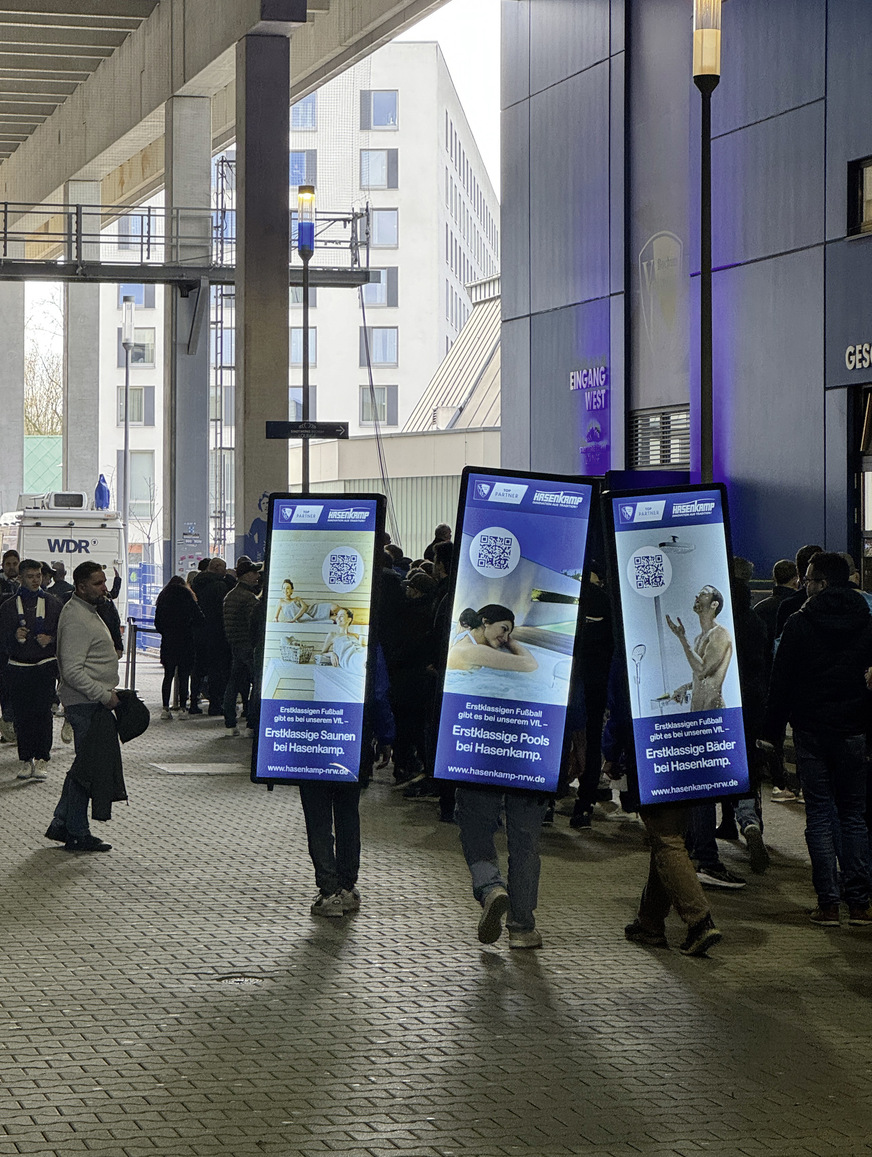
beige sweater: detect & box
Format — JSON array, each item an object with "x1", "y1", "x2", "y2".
[{"x1": 57, "y1": 595, "x2": 119, "y2": 707}]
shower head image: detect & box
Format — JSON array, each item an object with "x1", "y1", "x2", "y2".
[
  {"x1": 631, "y1": 643, "x2": 646, "y2": 715},
  {"x1": 631, "y1": 644, "x2": 646, "y2": 664},
  {"x1": 657, "y1": 535, "x2": 695, "y2": 554}
]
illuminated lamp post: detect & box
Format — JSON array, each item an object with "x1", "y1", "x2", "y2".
[
  {"x1": 297, "y1": 184, "x2": 315, "y2": 492},
  {"x1": 693, "y1": 0, "x2": 721, "y2": 484}
]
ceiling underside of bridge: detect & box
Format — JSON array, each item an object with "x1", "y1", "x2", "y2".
[{"x1": 0, "y1": 1, "x2": 159, "y2": 160}]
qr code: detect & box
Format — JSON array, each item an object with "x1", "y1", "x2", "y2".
[
  {"x1": 328, "y1": 553, "x2": 358, "y2": 586},
  {"x1": 633, "y1": 553, "x2": 665, "y2": 590},
  {"x1": 477, "y1": 534, "x2": 513, "y2": 571}
]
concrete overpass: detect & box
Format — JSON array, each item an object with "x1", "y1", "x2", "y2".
[{"x1": 0, "y1": 0, "x2": 447, "y2": 569}]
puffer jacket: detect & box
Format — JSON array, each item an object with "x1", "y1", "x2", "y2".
[
  {"x1": 223, "y1": 582, "x2": 259, "y2": 661},
  {"x1": 765, "y1": 585, "x2": 872, "y2": 739}
]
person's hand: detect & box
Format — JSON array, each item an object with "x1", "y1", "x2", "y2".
[
  {"x1": 15, "y1": 626, "x2": 28, "y2": 643},
  {"x1": 375, "y1": 744, "x2": 392, "y2": 769},
  {"x1": 666, "y1": 614, "x2": 686, "y2": 641},
  {"x1": 670, "y1": 687, "x2": 686, "y2": 704},
  {"x1": 106, "y1": 691, "x2": 120, "y2": 710},
  {"x1": 330, "y1": 653, "x2": 339, "y2": 667},
  {"x1": 36, "y1": 633, "x2": 51, "y2": 648}
]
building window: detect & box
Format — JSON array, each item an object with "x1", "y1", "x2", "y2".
[
  {"x1": 291, "y1": 93, "x2": 317, "y2": 130},
  {"x1": 117, "y1": 327, "x2": 155, "y2": 367},
  {"x1": 359, "y1": 384, "x2": 398, "y2": 425},
  {"x1": 289, "y1": 386, "x2": 317, "y2": 422},
  {"x1": 290, "y1": 327, "x2": 318, "y2": 366},
  {"x1": 129, "y1": 450, "x2": 155, "y2": 519},
  {"x1": 210, "y1": 325, "x2": 235, "y2": 368},
  {"x1": 117, "y1": 385, "x2": 155, "y2": 427},
  {"x1": 361, "y1": 267, "x2": 398, "y2": 308},
  {"x1": 849, "y1": 156, "x2": 872, "y2": 235},
  {"x1": 359, "y1": 326, "x2": 398, "y2": 366},
  {"x1": 629, "y1": 406, "x2": 691, "y2": 469},
  {"x1": 117, "y1": 212, "x2": 146, "y2": 253},
  {"x1": 360, "y1": 89, "x2": 398, "y2": 130},
  {"x1": 370, "y1": 209, "x2": 398, "y2": 247},
  {"x1": 117, "y1": 283, "x2": 155, "y2": 308},
  {"x1": 290, "y1": 149, "x2": 317, "y2": 187},
  {"x1": 290, "y1": 286, "x2": 317, "y2": 307},
  {"x1": 360, "y1": 149, "x2": 398, "y2": 189}
]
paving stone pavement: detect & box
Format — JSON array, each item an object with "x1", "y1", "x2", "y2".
[{"x1": 2, "y1": 657, "x2": 872, "y2": 1157}]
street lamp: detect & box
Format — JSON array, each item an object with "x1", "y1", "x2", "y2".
[
  {"x1": 693, "y1": 0, "x2": 721, "y2": 484},
  {"x1": 120, "y1": 293, "x2": 135, "y2": 570},
  {"x1": 297, "y1": 184, "x2": 315, "y2": 492}
]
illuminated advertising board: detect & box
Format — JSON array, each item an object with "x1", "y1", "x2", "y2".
[
  {"x1": 605, "y1": 485, "x2": 750, "y2": 806},
  {"x1": 252, "y1": 493, "x2": 384, "y2": 785},
  {"x1": 434, "y1": 468, "x2": 594, "y2": 793}
]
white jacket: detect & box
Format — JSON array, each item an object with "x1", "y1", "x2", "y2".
[{"x1": 57, "y1": 595, "x2": 119, "y2": 707}]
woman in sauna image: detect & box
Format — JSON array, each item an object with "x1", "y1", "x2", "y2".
[
  {"x1": 319, "y1": 608, "x2": 367, "y2": 673},
  {"x1": 274, "y1": 578, "x2": 339, "y2": 624},
  {"x1": 448, "y1": 605, "x2": 538, "y2": 673}
]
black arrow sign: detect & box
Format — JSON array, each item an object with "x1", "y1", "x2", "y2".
[{"x1": 266, "y1": 421, "x2": 349, "y2": 440}]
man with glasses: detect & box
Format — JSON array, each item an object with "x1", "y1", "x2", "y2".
[{"x1": 763, "y1": 551, "x2": 872, "y2": 926}]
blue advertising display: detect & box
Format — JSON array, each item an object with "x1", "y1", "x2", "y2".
[
  {"x1": 434, "y1": 469, "x2": 594, "y2": 793},
  {"x1": 608, "y1": 487, "x2": 750, "y2": 806},
  {"x1": 252, "y1": 495, "x2": 383, "y2": 784}
]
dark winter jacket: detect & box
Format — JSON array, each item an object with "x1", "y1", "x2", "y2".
[
  {"x1": 765, "y1": 585, "x2": 872, "y2": 740},
  {"x1": 0, "y1": 588, "x2": 62, "y2": 662},
  {"x1": 153, "y1": 581, "x2": 205, "y2": 663},
  {"x1": 191, "y1": 571, "x2": 233, "y2": 656},
  {"x1": 754, "y1": 584, "x2": 795, "y2": 654},
  {"x1": 223, "y1": 581, "x2": 259, "y2": 661},
  {"x1": 70, "y1": 703, "x2": 127, "y2": 821}
]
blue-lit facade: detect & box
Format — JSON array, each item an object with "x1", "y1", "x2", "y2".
[{"x1": 501, "y1": 0, "x2": 872, "y2": 576}]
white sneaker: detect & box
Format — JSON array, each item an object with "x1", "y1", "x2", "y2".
[
  {"x1": 339, "y1": 887, "x2": 361, "y2": 912},
  {"x1": 770, "y1": 787, "x2": 796, "y2": 803},
  {"x1": 176, "y1": 708, "x2": 188, "y2": 718},
  {"x1": 16, "y1": 760, "x2": 33, "y2": 779},
  {"x1": 310, "y1": 892, "x2": 344, "y2": 918},
  {"x1": 241, "y1": 727, "x2": 255, "y2": 738},
  {"x1": 61, "y1": 719, "x2": 73, "y2": 744},
  {"x1": 222, "y1": 727, "x2": 240, "y2": 738},
  {"x1": 31, "y1": 760, "x2": 48, "y2": 782},
  {"x1": 160, "y1": 709, "x2": 173, "y2": 721}
]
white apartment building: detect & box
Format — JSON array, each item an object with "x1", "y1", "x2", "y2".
[{"x1": 97, "y1": 40, "x2": 499, "y2": 557}]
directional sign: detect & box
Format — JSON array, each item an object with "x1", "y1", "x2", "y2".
[{"x1": 266, "y1": 421, "x2": 349, "y2": 440}]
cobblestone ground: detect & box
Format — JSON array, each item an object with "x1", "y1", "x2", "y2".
[{"x1": 2, "y1": 656, "x2": 872, "y2": 1157}]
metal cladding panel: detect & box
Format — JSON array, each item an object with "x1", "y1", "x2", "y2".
[
  {"x1": 825, "y1": 1, "x2": 872, "y2": 241},
  {"x1": 501, "y1": 0, "x2": 531, "y2": 110},
  {"x1": 500, "y1": 317, "x2": 531, "y2": 473},
  {"x1": 824, "y1": 238, "x2": 872, "y2": 388},
  {"x1": 323, "y1": 475, "x2": 461, "y2": 562},
  {"x1": 530, "y1": 62, "x2": 610, "y2": 315},
  {"x1": 710, "y1": 102, "x2": 825, "y2": 269},
  {"x1": 529, "y1": 297, "x2": 611, "y2": 477},
  {"x1": 712, "y1": 0, "x2": 824, "y2": 136},
  {"x1": 706, "y1": 248, "x2": 825, "y2": 572},
  {"x1": 501, "y1": 100, "x2": 530, "y2": 322},
  {"x1": 529, "y1": 0, "x2": 610, "y2": 96}
]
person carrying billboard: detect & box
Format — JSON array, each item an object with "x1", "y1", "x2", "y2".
[
  {"x1": 762, "y1": 551, "x2": 872, "y2": 927},
  {"x1": 665, "y1": 585, "x2": 733, "y2": 710}
]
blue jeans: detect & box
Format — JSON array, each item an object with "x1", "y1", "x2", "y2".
[
  {"x1": 298, "y1": 781, "x2": 361, "y2": 896},
  {"x1": 794, "y1": 730, "x2": 872, "y2": 908},
  {"x1": 455, "y1": 786, "x2": 548, "y2": 931},
  {"x1": 52, "y1": 702, "x2": 100, "y2": 840}
]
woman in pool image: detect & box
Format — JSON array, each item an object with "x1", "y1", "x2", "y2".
[
  {"x1": 320, "y1": 607, "x2": 367, "y2": 671},
  {"x1": 447, "y1": 604, "x2": 538, "y2": 673},
  {"x1": 274, "y1": 579, "x2": 340, "y2": 624}
]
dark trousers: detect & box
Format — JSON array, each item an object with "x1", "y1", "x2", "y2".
[
  {"x1": 298, "y1": 780, "x2": 362, "y2": 896},
  {"x1": 7, "y1": 660, "x2": 56, "y2": 761},
  {"x1": 223, "y1": 654, "x2": 253, "y2": 729},
  {"x1": 161, "y1": 650, "x2": 193, "y2": 710}
]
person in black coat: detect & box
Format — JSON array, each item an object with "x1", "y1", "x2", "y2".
[{"x1": 154, "y1": 575, "x2": 205, "y2": 718}]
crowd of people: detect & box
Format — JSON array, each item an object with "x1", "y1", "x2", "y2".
[{"x1": 8, "y1": 527, "x2": 872, "y2": 957}]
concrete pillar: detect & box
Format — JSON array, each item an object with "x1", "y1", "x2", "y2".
[
  {"x1": 0, "y1": 275, "x2": 24, "y2": 512},
  {"x1": 63, "y1": 179, "x2": 101, "y2": 498},
  {"x1": 234, "y1": 32, "x2": 290, "y2": 562},
  {"x1": 163, "y1": 96, "x2": 212, "y2": 577}
]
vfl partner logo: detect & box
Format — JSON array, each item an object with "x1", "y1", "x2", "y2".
[
  {"x1": 620, "y1": 504, "x2": 636, "y2": 523},
  {"x1": 476, "y1": 482, "x2": 492, "y2": 499}
]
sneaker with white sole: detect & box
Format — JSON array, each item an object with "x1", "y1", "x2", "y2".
[
  {"x1": 241, "y1": 727, "x2": 255, "y2": 738},
  {"x1": 339, "y1": 887, "x2": 361, "y2": 912},
  {"x1": 61, "y1": 719, "x2": 73, "y2": 744},
  {"x1": 770, "y1": 787, "x2": 796, "y2": 803},
  {"x1": 16, "y1": 760, "x2": 33, "y2": 779},
  {"x1": 31, "y1": 760, "x2": 48, "y2": 782},
  {"x1": 679, "y1": 913, "x2": 722, "y2": 956},
  {"x1": 477, "y1": 886, "x2": 510, "y2": 944},
  {"x1": 508, "y1": 928, "x2": 543, "y2": 949},
  {"x1": 160, "y1": 708, "x2": 173, "y2": 721},
  {"x1": 222, "y1": 727, "x2": 240, "y2": 738},
  {"x1": 310, "y1": 892, "x2": 344, "y2": 918},
  {"x1": 696, "y1": 865, "x2": 746, "y2": 889}
]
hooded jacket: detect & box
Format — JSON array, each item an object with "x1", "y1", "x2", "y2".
[{"x1": 765, "y1": 585, "x2": 872, "y2": 739}]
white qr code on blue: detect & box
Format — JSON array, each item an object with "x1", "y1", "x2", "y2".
[
  {"x1": 632, "y1": 553, "x2": 665, "y2": 590},
  {"x1": 477, "y1": 534, "x2": 513, "y2": 571}
]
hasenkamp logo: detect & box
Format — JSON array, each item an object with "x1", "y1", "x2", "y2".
[
  {"x1": 672, "y1": 499, "x2": 716, "y2": 518},
  {"x1": 618, "y1": 500, "x2": 666, "y2": 523},
  {"x1": 327, "y1": 508, "x2": 370, "y2": 523},
  {"x1": 533, "y1": 489, "x2": 585, "y2": 509}
]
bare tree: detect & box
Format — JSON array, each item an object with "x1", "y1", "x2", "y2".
[{"x1": 24, "y1": 285, "x2": 64, "y2": 436}]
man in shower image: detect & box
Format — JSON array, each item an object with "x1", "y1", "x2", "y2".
[{"x1": 665, "y1": 585, "x2": 733, "y2": 711}]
